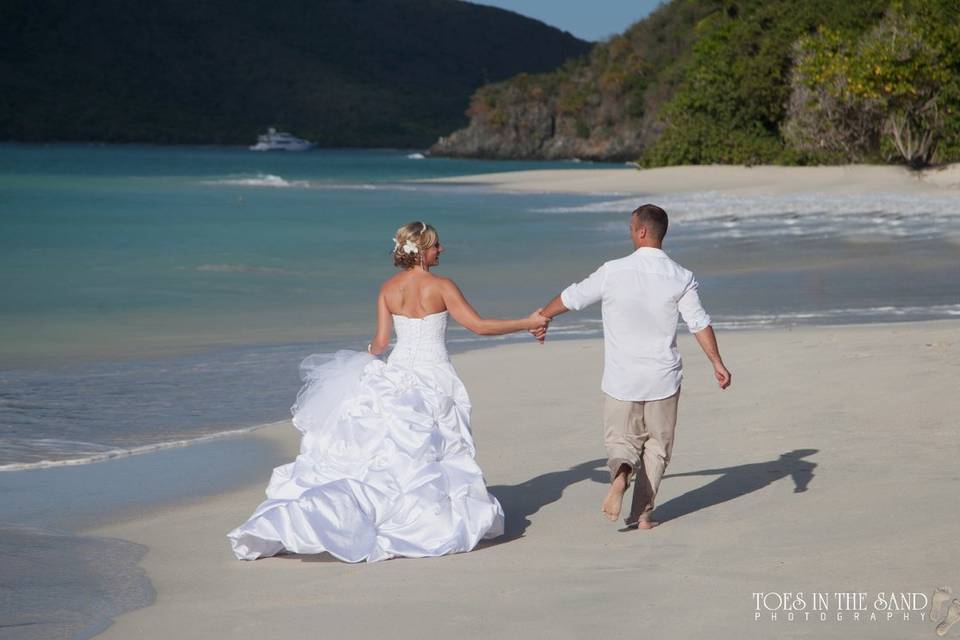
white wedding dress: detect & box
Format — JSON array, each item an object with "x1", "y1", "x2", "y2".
[{"x1": 227, "y1": 311, "x2": 505, "y2": 562}]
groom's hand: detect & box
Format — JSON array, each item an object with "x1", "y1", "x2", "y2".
[{"x1": 713, "y1": 361, "x2": 732, "y2": 389}]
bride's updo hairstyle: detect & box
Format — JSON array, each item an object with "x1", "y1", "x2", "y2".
[{"x1": 393, "y1": 221, "x2": 438, "y2": 269}]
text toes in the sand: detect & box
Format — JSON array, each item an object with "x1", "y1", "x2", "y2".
[{"x1": 752, "y1": 591, "x2": 940, "y2": 625}]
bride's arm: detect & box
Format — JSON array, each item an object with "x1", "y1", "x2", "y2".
[
  {"x1": 440, "y1": 278, "x2": 547, "y2": 336},
  {"x1": 368, "y1": 290, "x2": 393, "y2": 355}
]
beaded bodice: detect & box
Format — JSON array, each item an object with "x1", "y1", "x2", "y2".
[{"x1": 387, "y1": 311, "x2": 449, "y2": 366}]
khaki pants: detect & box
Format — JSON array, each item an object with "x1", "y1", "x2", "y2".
[{"x1": 602, "y1": 387, "x2": 680, "y2": 524}]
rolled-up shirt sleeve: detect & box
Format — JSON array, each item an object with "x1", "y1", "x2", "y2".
[
  {"x1": 678, "y1": 274, "x2": 711, "y2": 333},
  {"x1": 560, "y1": 265, "x2": 605, "y2": 311}
]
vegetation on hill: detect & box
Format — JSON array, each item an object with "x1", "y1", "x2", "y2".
[
  {"x1": 0, "y1": 0, "x2": 590, "y2": 146},
  {"x1": 432, "y1": 0, "x2": 722, "y2": 161},
  {"x1": 432, "y1": 0, "x2": 960, "y2": 168},
  {"x1": 783, "y1": 0, "x2": 960, "y2": 167}
]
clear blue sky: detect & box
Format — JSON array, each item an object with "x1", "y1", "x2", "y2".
[{"x1": 468, "y1": 0, "x2": 664, "y2": 41}]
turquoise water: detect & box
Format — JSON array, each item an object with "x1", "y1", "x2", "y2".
[
  {"x1": 2, "y1": 144, "x2": 960, "y2": 469},
  {"x1": 1, "y1": 143, "x2": 959, "y2": 640},
  {"x1": 0, "y1": 145, "x2": 611, "y2": 363}
]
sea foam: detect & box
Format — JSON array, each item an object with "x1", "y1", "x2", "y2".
[
  {"x1": 537, "y1": 191, "x2": 960, "y2": 220},
  {"x1": 204, "y1": 173, "x2": 308, "y2": 188},
  {"x1": 0, "y1": 423, "x2": 272, "y2": 472}
]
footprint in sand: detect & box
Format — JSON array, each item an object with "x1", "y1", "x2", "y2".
[
  {"x1": 937, "y1": 599, "x2": 960, "y2": 637},
  {"x1": 932, "y1": 587, "x2": 954, "y2": 622}
]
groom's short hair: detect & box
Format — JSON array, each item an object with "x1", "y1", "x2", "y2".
[{"x1": 632, "y1": 204, "x2": 668, "y2": 242}]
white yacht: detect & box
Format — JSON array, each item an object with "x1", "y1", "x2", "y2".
[{"x1": 249, "y1": 128, "x2": 314, "y2": 151}]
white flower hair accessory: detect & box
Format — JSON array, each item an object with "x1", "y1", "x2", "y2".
[{"x1": 391, "y1": 237, "x2": 420, "y2": 254}]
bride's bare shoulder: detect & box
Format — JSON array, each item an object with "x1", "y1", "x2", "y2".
[
  {"x1": 379, "y1": 271, "x2": 406, "y2": 291},
  {"x1": 430, "y1": 275, "x2": 463, "y2": 297},
  {"x1": 424, "y1": 273, "x2": 453, "y2": 286},
  {"x1": 379, "y1": 271, "x2": 452, "y2": 295}
]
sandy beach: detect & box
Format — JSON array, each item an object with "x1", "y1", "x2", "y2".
[
  {"x1": 422, "y1": 163, "x2": 960, "y2": 196},
  {"x1": 88, "y1": 319, "x2": 960, "y2": 639}
]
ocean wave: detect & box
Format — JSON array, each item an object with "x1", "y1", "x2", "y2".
[
  {"x1": 0, "y1": 423, "x2": 275, "y2": 472},
  {"x1": 537, "y1": 191, "x2": 960, "y2": 221},
  {"x1": 203, "y1": 177, "x2": 432, "y2": 192},
  {"x1": 711, "y1": 303, "x2": 960, "y2": 329},
  {"x1": 590, "y1": 206, "x2": 958, "y2": 241},
  {"x1": 202, "y1": 173, "x2": 309, "y2": 188},
  {"x1": 684, "y1": 218, "x2": 950, "y2": 241}
]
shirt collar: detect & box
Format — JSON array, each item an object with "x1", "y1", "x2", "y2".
[{"x1": 633, "y1": 246, "x2": 667, "y2": 257}]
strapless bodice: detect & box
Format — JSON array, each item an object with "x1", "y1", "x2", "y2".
[{"x1": 388, "y1": 311, "x2": 449, "y2": 366}]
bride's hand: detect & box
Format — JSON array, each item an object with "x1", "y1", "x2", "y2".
[{"x1": 526, "y1": 308, "x2": 550, "y2": 331}]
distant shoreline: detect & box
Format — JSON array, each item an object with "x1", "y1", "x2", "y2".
[
  {"x1": 8, "y1": 141, "x2": 960, "y2": 188},
  {"x1": 0, "y1": 141, "x2": 433, "y2": 152},
  {"x1": 419, "y1": 163, "x2": 960, "y2": 197}
]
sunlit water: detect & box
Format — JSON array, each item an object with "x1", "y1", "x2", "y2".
[
  {"x1": 2, "y1": 144, "x2": 959, "y2": 640},
  {"x1": 1, "y1": 144, "x2": 959, "y2": 469}
]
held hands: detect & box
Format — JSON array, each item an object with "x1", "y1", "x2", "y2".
[{"x1": 527, "y1": 308, "x2": 550, "y2": 343}]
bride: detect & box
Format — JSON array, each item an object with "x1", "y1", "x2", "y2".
[{"x1": 227, "y1": 221, "x2": 549, "y2": 563}]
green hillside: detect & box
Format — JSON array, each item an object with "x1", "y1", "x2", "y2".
[
  {"x1": 431, "y1": 0, "x2": 960, "y2": 167},
  {"x1": 0, "y1": 0, "x2": 591, "y2": 146}
]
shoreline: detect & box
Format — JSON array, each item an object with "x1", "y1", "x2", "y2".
[
  {"x1": 63, "y1": 316, "x2": 959, "y2": 529},
  {"x1": 0, "y1": 423, "x2": 295, "y2": 640},
  {"x1": 0, "y1": 421, "x2": 278, "y2": 474},
  {"x1": 76, "y1": 318, "x2": 960, "y2": 639},
  {"x1": 0, "y1": 421, "x2": 293, "y2": 534},
  {"x1": 4, "y1": 314, "x2": 959, "y2": 474},
  {"x1": 418, "y1": 162, "x2": 960, "y2": 196},
  {"x1": 67, "y1": 316, "x2": 959, "y2": 524}
]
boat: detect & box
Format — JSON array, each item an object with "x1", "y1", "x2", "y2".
[{"x1": 249, "y1": 128, "x2": 314, "y2": 151}]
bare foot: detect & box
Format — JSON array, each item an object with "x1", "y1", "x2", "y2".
[
  {"x1": 601, "y1": 469, "x2": 629, "y2": 522},
  {"x1": 937, "y1": 599, "x2": 960, "y2": 637},
  {"x1": 931, "y1": 587, "x2": 954, "y2": 622}
]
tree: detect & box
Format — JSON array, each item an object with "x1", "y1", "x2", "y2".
[
  {"x1": 783, "y1": 29, "x2": 882, "y2": 162},
  {"x1": 851, "y1": 9, "x2": 951, "y2": 167},
  {"x1": 785, "y1": 5, "x2": 958, "y2": 168}
]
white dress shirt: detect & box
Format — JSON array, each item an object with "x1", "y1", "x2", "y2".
[{"x1": 560, "y1": 247, "x2": 711, "y2": 402}]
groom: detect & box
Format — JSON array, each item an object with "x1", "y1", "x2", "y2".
[{"x1": 533, "y1": 204, "x2": 731, "y2": 529}]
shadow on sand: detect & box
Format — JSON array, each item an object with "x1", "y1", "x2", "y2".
[
  {"x1": 487, "y1": 458, "x2": 609, "y2": 541},
  {"x1": 278, "y1": 448, "x2": 818, "y2": 560},
  {"x1": 629, "y1": 448, "x2": 819, "y2": 530}
]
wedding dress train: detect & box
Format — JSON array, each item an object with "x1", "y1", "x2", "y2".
[{"x1": 227, "y1": 311, "x2": 505, "y2": 562}]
